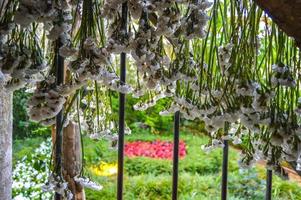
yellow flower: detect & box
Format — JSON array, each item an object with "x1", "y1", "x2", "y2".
[{"x1": 90, "y1": 162, "x2": 118, "y2": 177}]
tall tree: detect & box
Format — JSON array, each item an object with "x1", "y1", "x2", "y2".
[
  {"x1": 0, "y1": 0, "x2": 12, "y2": 199},
  {"x1": 0, "y1": 87, "x2": 13, "y2": 200}
]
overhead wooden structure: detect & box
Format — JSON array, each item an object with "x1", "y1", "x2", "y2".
[{"x1": 255, "y1": 0, "x2": 301, "y2": 47}]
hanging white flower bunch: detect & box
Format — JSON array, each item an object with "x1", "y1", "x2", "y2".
[{"x1": 3, "y1": 0, "x2": 301, "y2": 194}]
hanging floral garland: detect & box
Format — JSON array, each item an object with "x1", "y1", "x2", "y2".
[{"x1": 1, "y1": 0, "x2": 301, "y2": 198}]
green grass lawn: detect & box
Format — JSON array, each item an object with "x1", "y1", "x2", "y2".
[{"x1": 13, "y1": 129, "x2": 301, "y2": 200}]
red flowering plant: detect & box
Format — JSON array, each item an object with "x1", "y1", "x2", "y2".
[{"x1": 125, "y1": 140, "x2": 187, "y2": 160}]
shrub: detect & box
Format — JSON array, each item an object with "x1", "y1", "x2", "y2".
[
  {"x1": 228, "y1": 169, "x2": 265, "y2": 199},
  {"x1": 85, "y1": 173, "x2": 220, "y2": 200},
  {"x1": 83, "y1": 130, "x2": 236, "y2": 176},
  {"x1": 271, "y1": 174, "x2": 301, "y2": 200},
  {"x1": 110, "y1": 93, "x2": 173, "y2": 133},
  {"x1": 125, "y1": 158, "x2": 172, "y2": 176},
  {"x1": 83, "y1": 137, "x2": 117, "y2": 165},
  {"x1": 13, "y1": 89, "x2": 50, "y2": 139},
  {"x1": 13, "y1": 137, "x2": 46, "y2": 164},
  {"x1": 13, "y1": 139, "x2": 52, "y2": 200},
  {"x1": 13, "y1": 131, "x2": 301, "y2": 200}
]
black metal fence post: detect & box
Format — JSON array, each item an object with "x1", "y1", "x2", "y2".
[
  {"x1": 221, "y1": 139, "x2": 229, "y2": 200},
  {"x1": 117, "y1": 2, "x2": 128, "y2": 200},
  {"x1": 172, "y1": 111, "x2": 180, "y2": 200},
  {"x1": 265, "y1": 169, "x2": 272, "y2": 200},
  {"x1": 54, "y1": 38, "x2": 64, "y2": 200}
]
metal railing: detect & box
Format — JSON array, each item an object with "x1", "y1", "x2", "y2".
[
  {"x1": 221, "y1": 140, "x2": 229, "y2": 200},
  {"x1": 172, "y1": 111, "x2": 180, "y2": 200},
  {"x1": 117, "y1": 2, "x2": 128, "y2": 200},
  {"x1": 55, "y1": 38, "x2": 65, "y2": 200},
  {"x1": 114, "y1": 4, "x2": 273, "y2": 200},
  {"x1": 52, "y1": 2, "x2": 274, "y2": 200}
]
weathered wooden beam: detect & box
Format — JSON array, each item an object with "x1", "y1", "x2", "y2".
[
  {"x1": 255, "y1": 0, "x2": 301, "y2": 47},
  {"x1": 63, "y1": 122, "x2": 85, "y2": 200}
]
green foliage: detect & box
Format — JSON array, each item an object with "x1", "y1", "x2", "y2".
[
  {"x1": 228, "y1": 169, "x2": 265, "y2": 199},
  {"x1": 83, "y1": 137, "x2": 117, "y2": 165},
  {"x1": 272, "y1": 176, "x2": 301, "y2": 200},
  {"x1": 125, "y1": 158, "x2": 171, "y2": 176},
  {"x1": 81, "y1": 128, "x2": 234, "y2": 177},
  {"x1": 13, "y1": 139, "x2": 51, "y2": 199},
  {"x1": 85, "y1": 173, "x2": 220, "y2": 200},
  {"x1": 13, "y1": 137, "x2": 46, "y2": 164},
  {"x1": 82, "y1": 130, "x2": 301, "y2": 200},
  {"x1": 124, "y1": 131, "x2": 233, "y2": 176},
  {"x1": 13, "y1": 130, "x2": 301, "y2": 200},
  {"x1": 128, "y1": 122, "x2": 150, "y2": 136},
  {"x1": 110, "y1": 92, "x2": 173, "y2": 133},
  {"x1": 13, "y1": 89, "x2": 50, "y2": 139},
  {"x1": 141, "y1": 98, "x2": 173, "y2": 133},
  {"x1": 86, "y1": 170, "x2": 301, "y2": 200}
]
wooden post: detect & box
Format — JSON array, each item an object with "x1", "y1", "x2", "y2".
[
  {"x1": 63, "y1": 122, "x2": 85, "y2": 200},
  {"x1": 52, "y1": 122, "x2": 85, "y2": 200}
]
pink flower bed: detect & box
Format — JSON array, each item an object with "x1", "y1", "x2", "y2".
[{"x1": 125, "y1": 140, "x2": 187, "y2": 160}]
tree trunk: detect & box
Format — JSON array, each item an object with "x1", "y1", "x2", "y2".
[
  {"x1": 0, "y1": 87, "x2": 13, "y2": 200},
  {"x1": 62, "y1": 122, "x2": 85, "y2": 200},
  {"x1": 255, "y1": 0, "x2": 301, "y2": 47}
]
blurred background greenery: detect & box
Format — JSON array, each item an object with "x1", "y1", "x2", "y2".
[{"x1": 12, "y1": 89, "x2": 301, "y2": 200}]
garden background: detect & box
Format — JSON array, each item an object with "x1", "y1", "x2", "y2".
[
  {"x1": 12, "y1": 90, "x2": 301, "y2": 199},
  {"x1": 2, "y1": 0, "x2": 301, "y2": 199}
]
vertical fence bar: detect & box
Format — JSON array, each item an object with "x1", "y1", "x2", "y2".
[
  {"x1": 172, "y1": 111, "x2": 180, "y2": 200},
  {"x1": 117, "y1": 2, "x2": 128, "y2": 200},
  {"x1": 221, "y1": 139, "x2": 229, "y2": 200},
  {"x1": 265, "y1": 169, "x2": 272, "y2": 200},
  {"x1": 54, "y1": 38, "x2": 64, "y2": 200}
]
